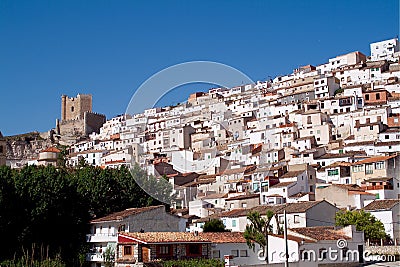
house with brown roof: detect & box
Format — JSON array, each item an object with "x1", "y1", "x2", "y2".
[
  {"x1": 191, "y1": 200, "x2": 338, "y2": 234},
  {"x1": 364, "y1": 199, "x2": 400, "y2": 242},
  {"x1": 262, "y1": 164, "x2": 316, "y2": 204},
  {"x1": 360, "y1": 177, "x2": 400, "y2": 200},
  {"x1": 288, "y1": 225, "x2": 365, "y2": 267},
  {"x1": 86, "y1": 205, "x2": 186, "y2": 267},
  {"x1": 315, "y1": 184, "x2": 376, "y2": 209},
  {"x1": 37, "y1": 146, "x2": 61, "y2": 166},
  {"x1": 116, "y1": 232, "x2": 211, "y2": 266},
  {"x1": 316, "y1": 161, "x2": 352, "y2": 184},
  {"x1": 350, "y1": 155, "x2": 400, "y2": 191},
  {"x1": 225, "y1": 193, "x2": 260, "y2": 210}
]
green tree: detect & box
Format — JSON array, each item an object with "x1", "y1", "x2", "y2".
[
  {"x1": 103, "y1": 246, "x2": 115, "y2": 267},
  {"x1": 243, "y1": 210, "x2": 274, "y2": 263},
  {"x1": 335, "y1": 210, "x2": 387, "y2": 240},
  {"x1": 203, "y1": 219, "x2": 229, "y2": 232}
]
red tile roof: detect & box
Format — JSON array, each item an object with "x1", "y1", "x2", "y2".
[
  {"x1": 199, "y1": 232, "x2": 246, "y2": 243},
  {"x1": 225, "y1": 193, "x2": 260, "y2": 201},
  {"x1": 90, "y1": 205, "x2": 164, "y2": 223},
  {"x1": 41, "y1": 146, "x2": 61, "y2": 153},
  {"x1": 120, "y1": 232, "x2": 211, "y2": 244},
  {"x1": 363, "y1": 199, "x2": 400, "y2": 211},
  {"x1": 289, "y1": 226, "x2": 351, "y2": 241},
  {"x1": 353, "y1": 155, "x2": 397, "y2": 165}
]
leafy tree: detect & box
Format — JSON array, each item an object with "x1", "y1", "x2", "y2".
[
  {"x1": 203, "y1": 219, "x2": 229, "y2": 232},
  {"x1": 0, "y1": 163, "x2": 174, "y2": 264},
  {"x1": 243, "y1": 210, "x2": 274, "y2": 263},
  {"x1": 335, "y1": 210, "x2": 387, "y2": 240},
  {"x1": 103, "y1": 246, "x2": 115, "y2": 267}
]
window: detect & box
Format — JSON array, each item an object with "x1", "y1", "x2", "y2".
[
  {"x1": 365, "y1": 163, "x2": 374, "y2": 174},
  {"x1": 240, "y1": 250, "x2": 248, "y2": 257},
  {"x1": 365, "y1": 94, "x2": 370, "y2": 101},
  {"x1": 212, "y1": 250, "x2": 221, "y2": 258},
  {"x1": 294, "y1": 215, "x2": 300, "y2": 223},
  {"x1": 278, "y1": 215, "x2": 284, "y2": 224},
  {"x1": 328, "y1": 169, "x2": 339, "y2": 176},
  {"x1": 71, "y1": 106, "x2": 74, "y2": 112},
  {"x1": 376, "y1": 93, "x2": 380, "y2": 100},
  {"x1": 352, "y1": 165, "x2": 363, "y2": 173},
  {"x1": 159, "y1": 245, "x2": 170, "y2": 255},
  {"x1": 385, "y1": 135, "x2": 389, "y2": 140},
  {"x1": 118, "y1": 224, "x2": 125, "y2": 232},
  {"x1": 232, "y1": 219, "x2": 237, "y2": 227},
  {"x1": 231, "y1": 250, "x2": 239, "y2": 257},
  {"x1": 241, "y1": 203, "x2": 247, "y2": 208},
  {"x1": 124, "y1": 246, "x2": 132, "y2": 255},
  {"x1": 375, "y1": 161, "x2": 384, "y2": 169},
  {"x1": 369, "y1": 126, "x2": 374, "y2": 130}
]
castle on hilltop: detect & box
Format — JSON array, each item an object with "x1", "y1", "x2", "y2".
[{"x1": 56, "y1": 94, "x2": 106, "y2": 145}]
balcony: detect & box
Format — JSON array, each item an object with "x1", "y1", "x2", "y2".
[
  {"x1": 86, "y1": 233, "x2": 118, "y2": 243},
  {"x1": 363, "y1": 185, "x2": 393, "y2": 190},
  {"x1": 86, "y1": 252, "x2": 103, "y2": 262}
]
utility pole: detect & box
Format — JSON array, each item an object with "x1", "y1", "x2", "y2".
[{"x1": 284, "y1": 210, "x2": 289, "y2": 267}]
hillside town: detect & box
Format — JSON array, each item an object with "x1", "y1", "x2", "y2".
[{"x1": 1, "y1": 38, "x2": 400, "y2": 267}]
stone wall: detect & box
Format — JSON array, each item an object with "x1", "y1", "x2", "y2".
[
  {"x1": 84, "y1": 112, "x2": 106, "y2": 135},
  {"x1": 366, "y1": 245, "x2": 400, "y2": 255},
  {"x1": 61, "y1": 94, "x2": 92, "y2": 121}
]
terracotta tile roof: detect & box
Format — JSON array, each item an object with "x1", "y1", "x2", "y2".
[
  {"x1": 280, "y1": 170, "x2": 304, "y2": 178},
  {"x1": 348, "y1": 191, "x2": 375, "y2": 195},
  {"x1": 199, "y1": 193, "x2": 228, "y2": 200},
  {"x1": 218, "y1": 165, "x2": 256, "y2": 175},
  {"x1": 199, "y1": 232, "x2": 246, "y2": 243},
  {"x1": 289, "y1": 226, "x2": 351, "y2": 241},
  {"x1": 332, "y1": 184, "x2": 365, "y2": 192},
  {"x1": 226, "y1": 193, "x2": 260, "y2": 201},
  {"x1": 120, "y1": 232, "x2": 211, "y2": 244},
  {"x1": 363, "y1": 199, "x2": 400, "y2": 211},
  {"x1": 269, "y1": 181, "x2": 296, "y2": 188},
  {"x1": 41, "y1": 146, "x2": 61, "y2": 153},
  {"x1": 90, "y1": 205, "x2": 164, "y2": 223},
  {"x1": 352, "y1": 155, "x2": 397, "y2": 165},
  {"x1": 318, "y1": 161, "x2": 352, "y2": 172},
  {"x1": 317, "y1": 152, "x2": 361, "y2": 159}
]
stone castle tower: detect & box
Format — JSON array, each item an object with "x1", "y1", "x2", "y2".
[
  {"x1": 61, "y1": 94, "x2": 92, "y2": 121},
  {"x1": 56, "y1": 94, "x2": 106, "y2": 145}
]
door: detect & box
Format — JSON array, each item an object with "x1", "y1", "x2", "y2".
[
  {"x1": 142, "y1": 246, "x2": 150, "y2": 262},
  {"x1": 358, "y1": 245, "x2": 363, "y2": 263}
]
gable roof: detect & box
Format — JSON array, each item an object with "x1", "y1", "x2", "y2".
[
  {"x1": 289, "y1": 226, "x2": 351, "y2": 241},
  {"x1": 120, "y1": 232, "x2": 210, "y2": 244},
  {"x1": 352, "y1": 155, "x2": 397, "y2": 165},
  {"x1": 199, "y1": 232, "x2": 246, "y2": 243},
  {"x1": 225, "y1": 193, "x2": 260, "y2": 201},
  {"x1": 90, "y1": 205, "x2": 164, "y2": 223},
  {"x1": 280, "y1": 170, "x2": 304, "y2": 179},
  {"x1": 363, "y1": 199, "x2": 400, "y2": 211},
  {"x1": 41, "y1": 146, "x2": 61, "y2": 153}
]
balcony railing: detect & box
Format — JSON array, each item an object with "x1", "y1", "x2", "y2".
[
  {"x1": 86, "y1": 233, "x2": 117, "y2": 242},
  {"x1": 363, "y1": 185, "x2": 393, "y2": 190},
  {"x1": 86, "y1": 253, "x2": 103, "y2": 262}
]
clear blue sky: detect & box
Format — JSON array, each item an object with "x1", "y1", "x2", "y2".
[{"x1": 0, "y1": 0, "x2": 398, "y2": 136}]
